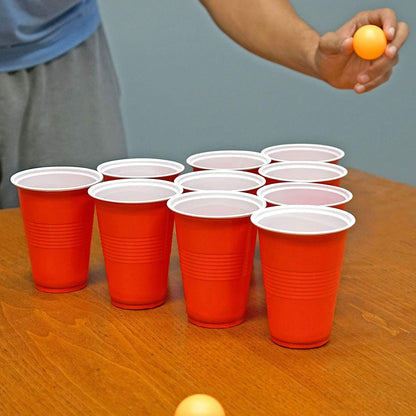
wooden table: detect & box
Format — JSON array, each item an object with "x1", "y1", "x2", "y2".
[{"x1": 0, "y1": 168, "x2": 415, "y2": 415}]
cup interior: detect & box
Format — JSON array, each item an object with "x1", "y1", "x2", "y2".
[
  {"x1": 257, "y1": 183, "x2": 352, "y2": 206},
  {"x1": 174, "y1": 170, "x2": 265, "y2": 192},
  {"x1": 262, "y1": 143, "x2": 344, "y2": 163},
  {"x1": 168, "y1": 191, "x2": 266, "y2": 218},
  {"x1": 10, "y1": 167, "x2": 103, "y2": 191},
  {"x1": 259, "y1": 162, "x2": 347, "y2": 182},
  {"x1": 186, "y1": 151, "x2": 271, "y2": 171},
  {"x1": 88, "y1": 179, "x2": 182, "y2": 203},
  {"x1": 97, "y1": 158, "x2": 184, "y2": 179},
  {"x1": 251, "y1": 205, "x2": 355, "y2": 235}
]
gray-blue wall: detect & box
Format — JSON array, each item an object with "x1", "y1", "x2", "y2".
[{"x1": 98, "y1": 0, "x2": 415, "y2": 186}]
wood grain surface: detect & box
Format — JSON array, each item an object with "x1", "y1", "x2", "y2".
[{"x1": 0, "y1": 168, "x2": 415, "y2": 415}]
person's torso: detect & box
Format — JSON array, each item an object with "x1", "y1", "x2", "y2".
[{"x1": 0, "y1": 0, "x2": 100, "y2": 71}]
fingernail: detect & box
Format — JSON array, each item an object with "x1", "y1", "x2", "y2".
[
  {"x1": 387, "y1": 44, "x2": 397, "y2": 56},
  {"x1": 358, "y1": 74, "x2": 370, "y2": 84},
  {"x1": 355, "y1": 84, "x2": 365, "y2": 93},
  {"x1": 388, "y1": 27, "x2": 395, "y2": 38}
]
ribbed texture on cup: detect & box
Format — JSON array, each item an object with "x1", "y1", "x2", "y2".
[
  {"x1": 24, "y1": 221, "x2": 92, "y2": 248},
  {"x1": 262, "y1": 265, "x2": 341, "y2": 300},
  {"x1": 101, "y1": 233, "x2": 169, "y2": 264},
  {"x1": 179, "y1": 248, "x2": 250, "y2": 281}
]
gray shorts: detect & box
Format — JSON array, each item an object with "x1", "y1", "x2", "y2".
[{"x1": 0, "y1": 25, "x2": 128, "y2": 208}]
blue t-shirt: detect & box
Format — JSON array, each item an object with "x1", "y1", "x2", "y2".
[{"x1": 0, "y1": 0, "x2": 100, "y2": 72}]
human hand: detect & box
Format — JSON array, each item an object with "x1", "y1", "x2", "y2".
[{"x1": 316, "y1": 8, "x2": 409, "y2": 93}]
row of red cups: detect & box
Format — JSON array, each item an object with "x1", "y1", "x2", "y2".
[{"x1": 10, "y1": 143, "x2": 355, "y2": 349}]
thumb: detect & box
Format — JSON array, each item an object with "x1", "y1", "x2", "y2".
[{"x1": 320, "y1": 32, "x2": 353, "y2": 56}]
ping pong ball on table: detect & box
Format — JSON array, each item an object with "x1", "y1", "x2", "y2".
[
  {"x1": 353, "y1": 25, "x2": 387, "y2": 60},
  {"x1": 175, "y1": 394, "x2": 226, "y2": 416}
]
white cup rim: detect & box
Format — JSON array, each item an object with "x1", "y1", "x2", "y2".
[
  {"x1": 261, "y1": 143, "x2": 345, "y2": 163},
  {"x1": 257, "y1": 182, "x2": 353, "y2": 207},
  {"x1": 259, "y1": 161, "x2": 348, "y2": 182},
  {"x1": 10, "y1": 166, "x2": 103, "y2": 192},
  {"x1": 167, "y1": 190, "x2": 266, "y2": 219},
  {"x1": 174, "y1": 169, "x2": 266, "y2": 192},
  {"x1": 251, "y1": 205, "x2": 356, "y2": 236},
  {"x1": 96, "y1": 158, "x2": 185, "y2": 179},
  {"x1": 88, "y1": 178, "x2": 183, "y2": 204},
  {"x1": 186, "y1": 150, "x2": 271, "y2": 171}
]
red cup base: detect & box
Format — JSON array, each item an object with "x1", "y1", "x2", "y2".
[
  {"x1": 110, "y1": 299, "x2": 165, "y2": 310},
  {"x1": 188, "y1": 316, "x2": 244, "y2": 329},
  {"x1": 35, "y1": 282, "x2": 87, "y2": 293},
  {"x1": 271, "y1": 335, "x2": 329, "y2": 349}
]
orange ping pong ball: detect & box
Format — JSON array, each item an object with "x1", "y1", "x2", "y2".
[
  {"x1": 175, "y1": 394, "x2": 226, "y2": 416},
  {"x1": 353, "y1": 25, "x2": 387, "y2": 60}
]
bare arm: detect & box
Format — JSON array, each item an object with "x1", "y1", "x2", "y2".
[
  {"x1": 200, "y1": 0, "x2": 321, "y2": 78},
  {"x1": 199, "y1": 0, "x2": 409, "y2": 93}
]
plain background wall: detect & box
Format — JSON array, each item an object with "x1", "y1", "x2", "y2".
[{"x1": 98, "y1": 0, "x2": 415, "y2": 186}]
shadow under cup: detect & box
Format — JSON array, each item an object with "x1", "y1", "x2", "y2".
[
  {"x1": 10, "y1": 166, "x2": 103, "y2": 293},
  {"x1": 88, "y1": 179, "x2": 182, "y2": 309},
  {"x1": 251, "y1": 206, "x2": 356, "y2": 349},
  {"x1": 168, "y1": 191, "x2": 266, "y2": 328}
]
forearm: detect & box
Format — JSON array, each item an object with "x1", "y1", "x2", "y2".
[{"x1": 199, "y1": 0, "x2": 321, "y2": 79}]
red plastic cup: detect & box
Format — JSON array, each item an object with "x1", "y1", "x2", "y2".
[
  {"x1": 88, "y1": 179, "x2": 182, "y2": 309},
  {"x1": 167, "y1": 191, "x2": 266, "y2": 328},
  {"x1": 174, "y1": 169, "x2": 266, "y2": 194},
  {"x1": 258, "y1": 161, "x2": 348, "y2": 186},
  {"x1": 10, "y1": 166, "x2": 103, "y2": 293},
  {"x1": 251, "y1": 206, "x2": 355, "y2": 348},
  {"x1": 186, "y1": 150, "x2": 271, "y2": 174},
  {"x1": 257, "y1": 182, "x2": 353, "y2": 209},
  {"x1": 261, "y1": 143, "x2": 345, "y2": 164},
  {"x1": 96, "y1": 158, "x2": 185, "y2": 181}
]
